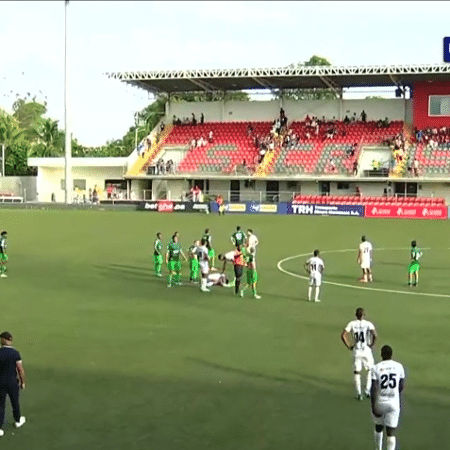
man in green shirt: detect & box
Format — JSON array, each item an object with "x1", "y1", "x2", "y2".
[
  {"x1": 202, "y1": 228, "x2": 216, "y2": 268},
  {"x1": 188, "y1": 240, "x2": 200, "y2": 283},
  {"x1": 408, "y1": 240, "x2": 422, "y2": 287},
  {"x1": 231, "y1": 226, "x2": 246, "y2": 248},
  {"x1": 242, "y1": 246, "x2": 261, "y2": 299},
  {"x1": 0, "y1": 231, "x2": 8, "y2": 278},
  {"x1": 165, "y1": 235, "x2": 187, "y2": 287},
  {"x1": 153, "y1": 232, "x2": 163, "y2": 277}
]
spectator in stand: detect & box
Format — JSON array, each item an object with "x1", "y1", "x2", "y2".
[
  {"x1": 191, "y1": 113, "x2": 197, "y2": 126},
  {"x1": 160, "y1": 122, "x2": 165, "y2": 132},
  {"x1": 200, "y1": 113, "x2": 204, "y2": 124},
  {"x1": 247, "y1": 123, "x2": 253, "y2": 136},
  {"x1": 344, "y1": 115, "x2": 350, "y2": 124},
  {"x1": 353, "y1": 160, "x2": 359, "y2": 176},
  {"x1": 208, "y1": 130, "x2": 214, "y2": 143},
  {"x1": 413, "y1": 159, "x2": 420, "y2": 177},
  {"x1": 361, "y1": 110, "x2": 367, "y2": 122},
  {"x1": 355, "y1": 185, "x2": 361, "y2": 197}
]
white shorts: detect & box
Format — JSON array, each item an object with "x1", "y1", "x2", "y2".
[
  {"x1": 199, "y1": 262, "x2": 209, "y2": 276},
  {"x1": 309, "y1": 273, "x2": 322, "y2": 287},
  {"x1": 360, "y1": 257, "x2": 371, "y2": 270},
  {"x1": 353, "y1": 348, "x2": 374, "y2": 372},
  {"x1": 371, "y1": 402, "x2": 401, "y2": 428}
]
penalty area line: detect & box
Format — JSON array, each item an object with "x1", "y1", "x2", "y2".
[{"x1": 277, "y1": 248, "x2": 450, "y2": 299}]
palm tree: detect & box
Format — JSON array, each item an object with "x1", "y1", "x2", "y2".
[{"x1": 31, "y1": 118, "x2": 64, "y2": 157}]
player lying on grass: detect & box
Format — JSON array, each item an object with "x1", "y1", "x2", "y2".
[
  {"x1": 408, "y1": 240, "x2": 422, "y2": 287},
  {"x1": 206, "y1": 269, "x2": 231, "y2": 288}
]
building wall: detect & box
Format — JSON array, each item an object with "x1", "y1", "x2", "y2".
[
  {"x1": 0, "y1": 176, "x2": 37, "y2": 201},
  {"x1": 169, "y1": 99, "x2": 408, "y2": 123},
  {"x1": 412, "y1": 81, "x2": 450, "y2": 129},
  {"x1": 36, "y1": 166, "x2": 125, "y2": 202}
]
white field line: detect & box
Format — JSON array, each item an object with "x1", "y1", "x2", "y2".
[{"x1": 276, "y1": 248, "x2": 450, "y2": 299}]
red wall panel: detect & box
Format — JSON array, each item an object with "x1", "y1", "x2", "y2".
[{"x1": 413, "y1": 81, "x2": 450, "y2": 129}]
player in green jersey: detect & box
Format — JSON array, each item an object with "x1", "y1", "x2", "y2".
[
  {"x1": 0, "y1": 231, "x2": 8, "y2": 278},
  {"x1": 408, "y1": 240, "x2": 422, "y2": 287},
  {"x1": 231, "y1": 226, "x2": 246, "y2": 248},
  {"x1": 202, "y1": 228, "x2": 216, "y2": 268},
  {"x1": 153, "y1": 232, "x2": 163, "y2": 277},
  {"x1": 241, "y1": 246, "x2": 261, "y2": 298},
  {"x1": 165, "y1": 235, "x2": 187, "y2": 287},
  {"x1": 188, "y1": 240, "x2": 200, "y2": 283}
]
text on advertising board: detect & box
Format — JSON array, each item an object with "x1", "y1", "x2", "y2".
[{"x1": 365, "y1": 205, "x2": 447, "y2": 219}]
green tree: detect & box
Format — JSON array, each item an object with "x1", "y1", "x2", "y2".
[
  {"x1": 275, "y1": 55, "x2": 338, "y2": 101},
  {"x1": 12, "y1": 98, "x2": 47, "y2": 141},
  {"x1": 31, "y1": 118, "x2": 64, "y2": 157}
]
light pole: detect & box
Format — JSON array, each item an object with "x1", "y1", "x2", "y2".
[
  {"x1": 64, "y1": 0, "x2": 72, "y2": 204},
  {"x1": 0, "y1": 144, "x2": 4, "y2": 177}
]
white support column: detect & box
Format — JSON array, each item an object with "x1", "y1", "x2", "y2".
[{"x1": 64, "y1": 0, "x2": 72, "y2": 204}]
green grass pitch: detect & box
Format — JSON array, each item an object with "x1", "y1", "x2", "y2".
[{"x1": 0, "y1": 208, "x2": 450, "y2": 449}]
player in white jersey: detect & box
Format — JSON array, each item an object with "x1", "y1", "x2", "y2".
[
  {"x1": 371, "y1": 345, "x2": 405, "y2": 450},
  {"x1": 197, "y1": 238, "x2": 210, "y2": 292},
  {"x1": 218, "y1": 250, "x2": 237, "y2": 286},
  {"x1": 357, "y1": 235, "x2": 373, "y2": 282},
  {"x1": 246, "y1": 229, "x2": 259, "y2": 254},
  {"x1": 304, "y1": 249, "x2": 324, "y2": 302},
  {"x1": 206, "y1": 271, "x2": 231, "y2": 288},
  {"x1": 341, "y1": 307, "x2": 377, "y2": 400}
]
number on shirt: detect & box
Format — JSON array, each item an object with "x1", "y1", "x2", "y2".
[
  {"x1": 380, "y1": 373, "x2": 397, "y2": 389},
  {"x1": 310, "y1": 263, "x2": 317, "y2": 271},
  {"x1": 354, "y1": 331, "x2": 365, "y2": 343}
]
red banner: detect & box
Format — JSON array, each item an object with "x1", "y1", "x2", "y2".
[
  {"x1": 365, "y1": 205, "x2": 447, "y2": 219},
  {"x1": 157, "y1": 200, "x2": 174, "y2": 213}
]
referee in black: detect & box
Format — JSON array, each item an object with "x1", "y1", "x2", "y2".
[{"x1": 0, "y1": 331, "x2": 26, "y2": 436}]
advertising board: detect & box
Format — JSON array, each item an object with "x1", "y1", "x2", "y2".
[
  {"x1": 278, "y1": 203, "x2": 365, "y2": 217},
  {"x1": 365, "y1": 205, "x2": 447, "y2": 219}
]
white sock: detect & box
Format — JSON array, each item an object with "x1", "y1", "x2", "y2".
[
  {"x1": 354, "y1": 373, "x2": 361, "y2": 396},
  {"x1": 363, "y1": 273, "x2": 368, "y2": 282},
  {"x1": 206, "y1": 281, "x2": 213, "y2": 288},
  {"x1": 386, "y1": 436, "x2": 396, "y2": 450},
  {"x1": 201, "y1": 278, "x2": 207, "y2": 290},
  {"x1": 374, "y1": 431, "x2": 383, "y2": 450},
  {"x1": 365, "y1": 372, "x2": 372, "y2": 393},
  {"x1": 315, "y1": 287, "x2": 320, "y2": 301},
  {"x1": 308, "y1": 286, "x2": 312, "y2": 300}
]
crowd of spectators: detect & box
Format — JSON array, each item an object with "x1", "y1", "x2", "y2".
[
  {"x1": 414, "y1": 126, "x2": 450, "y2": 149},
  {"x1": 152, "y1": 158, "x2": 175, "y2": 175},
  {"x1": 172, "y1": 113, "x2": 205, "y2": 126}
]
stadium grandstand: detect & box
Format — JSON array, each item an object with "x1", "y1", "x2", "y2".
[{"x1": 29, "y1": 63, "x2": 450, "y2": 205}]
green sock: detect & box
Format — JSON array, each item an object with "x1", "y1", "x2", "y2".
[
  {"x1": 0, "y1": 266, "x2": 5, "y2": 274},
  {"x1": 252, "y1": 288, "x2": 257, "y2": 296},
  {"x1": 175, "y1": 273, "x2": 181, "y2": 284},
  {"x1": 155, "y1": 263, "x2": 162, "y2": 275},
  {"x1": 167, "y1": 274, "x2": 173, "y2": 285}
]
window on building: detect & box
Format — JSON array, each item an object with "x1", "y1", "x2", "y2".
[
  {"x1": 60, "y1": 179, "x2": 87, "y2": 190},
  {"x1": 429, "y1": 95, "x2": 450, "y2": 116}
]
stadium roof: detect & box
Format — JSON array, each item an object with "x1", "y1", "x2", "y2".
[{"x1": 105, "y1": 63, "x2": 450, "y2": 95}]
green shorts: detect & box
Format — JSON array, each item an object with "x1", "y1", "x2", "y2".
[
  {"x1": 246, "y1": 268, "x2": 258, "y2": 284},
  {"x1": 168, "y1": 260, "x2": 181, "y2": 272},
  {"x1": 208, "y1": 248, "x2": 215, "y2": 259},
  {"x1": 408, "y1": 261, "x2": 420, "y2": 274},
  {"x1": 0, "y1": 254, "x2": 8, "y2": 262},
  {"x1": 189, "y1": 259, "x2": 199, "y2": 271},
  {"x1": 153, "y1": 254, "x2": 163, "y2": 265}
]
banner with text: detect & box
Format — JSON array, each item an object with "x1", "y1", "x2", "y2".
[
  {"x1": 278, "y1": 203, "x2": 365, "y2": 217},
  {"x1": 365, "y1": 205, "x2": 447, "y2": 219},
  {"x1": 137, "y1": 201, "x2": 210, "y2": 213}
]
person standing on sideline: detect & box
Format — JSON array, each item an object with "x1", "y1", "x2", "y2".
[
  {"x1": 0, "y1": 232, "x2": 8, "y2": 278},
  {"x1": 371, "y1": 345, "x2": 405, "y2": 450},
  {"x1": 357, "y1": 235, "x2": 373, "y2": 282},
  {"x1": 304, "y1": 249, "x2": 324, "y2": 302},
  {"x1": 341, "y1": 308, "x2": 377, "y2": 400},
  {"x1": 153, "y1": 232, "x2": 163, "y2": 277},
  {"x1": 0, "y1": 331, "x2": 26, "y2": 436}
]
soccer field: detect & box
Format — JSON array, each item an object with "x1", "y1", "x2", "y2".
[{"x1": 0, "y1": 208, "x2": 450, "y2": 449}]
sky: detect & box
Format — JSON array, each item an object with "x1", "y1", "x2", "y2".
[{"x1": 1, "y1": 1, "x2": 449, "y2": 147}]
